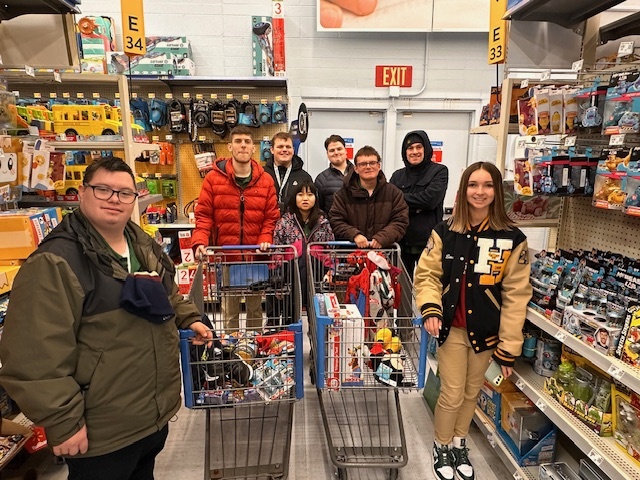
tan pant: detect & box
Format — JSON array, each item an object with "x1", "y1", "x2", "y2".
[
  {"x1": 435, "y1": 327, "x2": 493, "y2": 445},
  {"x1": 221, "y1": 266, "x2": 264, "y2": 331}
]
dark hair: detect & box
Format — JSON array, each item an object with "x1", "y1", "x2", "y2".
[
  {"x1": 448, "y1": 161, "x2": 514, "y2": 233},
  {"x1": 272, "y1": 131, "x2": 293, "y2": 144},
  {"x1": 354, "y1": 145, "x2": 381, "y2": 165},
  {"x1": 229, "y1": 125, "x2": 254, "y2": 139},
  {"x1": 83, "y1": 156, "x2": 135, "y2": 188},
  {"x1": 324, "y1": 134, "x2": 345, "y2": 150},
  {"x1": 287, "y1": 180, "x2": 321, "y2": 229}
]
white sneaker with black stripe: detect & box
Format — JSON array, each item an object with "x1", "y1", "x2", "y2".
[
  {"x1": 451, "y1": 437, "x2": 475, "y2": 480},
  {"x1": 432, "y1": 441, "x2": 455, "y2": 480}
]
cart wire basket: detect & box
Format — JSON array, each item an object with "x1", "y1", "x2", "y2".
[
  {"x1": 179, "y1": 245, "x2": 303, "y2": 480},
  {"x1": 307, "y1": 242, "x2": 427, "y2": 480}
]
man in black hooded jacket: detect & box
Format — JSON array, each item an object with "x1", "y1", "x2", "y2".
[{"x1": 390, "y1": 130, "x2": 448, "y2": 277}]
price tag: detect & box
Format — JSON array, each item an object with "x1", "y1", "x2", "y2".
[
  {"x1": 571, "y1": 59, "x2": 584, "y2": 72},
  {"x1": 33, "y1": 92, "x2": 41, "y2": 99},
  {"x1": 242, "y1": 94, "x2": 250, "y2": 100},
  {"x1": 141, "y1": 173, "x2": 149, "y2": 178},
  {"x1": 607, "y1": 364, "x2": 625, "y2": 381},
  {"x1": 53, "y1": 71, "x2": 62, "y2": 83},
  {"x1": 165, "y1": 93, "x2": 173, "y2": 99},
  {"x1": 520, "y1": 79, "x2": 529, "y2": 89},
  {"x1": 152, "y1": 135, "x2": 160, "y2": 142},
  {"x1": 25, "y1": 65, "x2": 35, "y2": 77},
  {"x1": 182, "y1": 93, "x2": 190, "y2": 99},
  {"x1": 535, "y1": 398, "x2": 547, "y2": 412},
  {"x1": 554, "y1": 330, "x2": 567, "y2": 342},
  {"x1": 610, "y1": 134, "x2": 625, "y2": 146},
  {"x1": 564, "y1": 136, "x2": 577, "y2": 147},
  {"x1": 115, "y1": 92, "x2": 120, "y2": 99},
  {"x1": 210, "y1": 94, "x2": 218, "y2": 99},
  {"x1": 0, "y1": 148, "x2": 4, "y2": 156},
  {"x1": 12, "y1": 91, "x2": 19, "y2": 97},
  {"x1": 165, "y1": 134, "x2": 173, "y2": 141},
  {"x1": 618, "y1": 41, "x2": 635, "y2": 58},
  {"x1": 148, "y1": 93, "x2": 156, "y2": 99},
  {"x1": 541, "y1": 69, "x2": 552, "y2": 81},
  {"x1": 513, "y1": 473, "x2": 523, "y2": 480},
  {"x1": 275, "y1": 95, "x2": 283, "y2": 101},
  {"x1": 92, "y1": 93, "x2": 100, "y2": 99},
  {"x1": 63, "y1": 92, "x2": 70, "y2": 98},
  {"x1": 198, "y1": 135, "x2": 207, "y2": 142},
  {"x1": 195, "y1": 94, "x2": 203, "y2": 100},
  {"x1": 77, "y1": 93, "x2": 85, "y2": 99},
  {"x1": 131, "y1": 92, "x2": 138, "y2": 98},
  {"x1": 0, "y1": 55, "x2": 3, "y2": 64},
  {"x1": 588, "y1": 449, "x2": 603, "y2": 466},
  {"x1": 516, "y1": 379, "x2": 525, "y2": 390},
  {"x1": 49, "y1": 93, "x2": 57, "y2": 99},
  {"x1": 226, "y1": 94, "x2": 234, "y2": 100},
  {"x1": 486, "y1": 433, "x2": 496, "y2": 448},
  {"x1": 535, "y1": 137, "x2": 546, "y2": 148},
  {"x1": 261, "y1": 98, "x2": 268, "y2": 104}
]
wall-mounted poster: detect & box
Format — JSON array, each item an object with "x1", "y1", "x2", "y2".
[{"x1": 317, "y1": 0, "x2": 433, "y2": 32}]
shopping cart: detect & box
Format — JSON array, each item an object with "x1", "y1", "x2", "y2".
[
  {"x1": 307, "y1": 242, "x2": 427, "y2": 480},
  {"x1": 179, "y1": 245, "x2": 304, "y2": 480}
]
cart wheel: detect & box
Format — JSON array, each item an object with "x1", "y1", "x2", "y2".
[
  {"x1": 387, "y1": 468, "x2": 399, "y2": 480},
  {"x1": 336, "y1": 468, "x2": 348, "y2": 480}
]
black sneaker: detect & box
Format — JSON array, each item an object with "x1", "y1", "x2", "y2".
[
  {"x1": 451, "y1": 438, "x2": 475, "y2": 480},
  {"x1": 432, "y1": 442, "x2": 455, "y2": 480}
]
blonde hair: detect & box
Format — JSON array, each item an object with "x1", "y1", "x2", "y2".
[{"x1": 448, "y1": 162, "x2": 515, "y2": 233}]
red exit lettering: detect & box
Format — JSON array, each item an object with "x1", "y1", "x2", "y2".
[{"x1": 375, "y1": 65, "x2": 413, "y2": 88}]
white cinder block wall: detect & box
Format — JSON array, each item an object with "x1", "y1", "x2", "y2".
[{"x1": 77, "y1": 0, "x2": 500, "y2": 165}]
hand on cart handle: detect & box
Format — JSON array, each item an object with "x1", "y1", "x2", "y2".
[
  {"x1": 195, "y1": 245, "x2": 206, "y2": 262},
  {"x1": 258, "y1": 242, "x2": 270, "y2": 252},
  {"x1": 423, "y1": 316, "x2": 442, "y2": 338},
  {"x1": 189, "y1": 321, "x2": 214, "y2": 348},
  {"x1": 52, "y1": 425, "x2": 88, "y2": 457},
  {"x1": 354, "y1": 234, "x2": 369, "y2": 248}
]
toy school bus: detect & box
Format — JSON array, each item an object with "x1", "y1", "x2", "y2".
[
  {"x1": 52, "y1": 105, "x2": 144, "y2": 137},
  {"x1": 56, "y1": 164, "x2": 88, "y2": 196}
]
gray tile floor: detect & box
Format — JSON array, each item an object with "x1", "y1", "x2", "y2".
[{"x1": 3, "y1": 315, "x2": 512, "y2": 480}]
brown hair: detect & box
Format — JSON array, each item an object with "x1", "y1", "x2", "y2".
[
  {"x1": 229, "y1": 125, "x2": 254, "y2": 140},
  {"x1": 324, "y1": 134, "x2": 345, "y2": 150},
  {"x1": 354, "y1": 145, "x2": 381, "y2": 165},
  {"x1": 448, "y1": 161, "x2": 514, "y2": 233},
  {"x1": 83, "y1": 156, "x2": 135, "y2": 188},
  {"x1": 272, "y1": 131, "x2": 293, "y2": 144}
]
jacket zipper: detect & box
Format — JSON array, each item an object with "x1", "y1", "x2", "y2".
[{"x1": 239, "y1": 193, "x2": 245, "y2": 246}]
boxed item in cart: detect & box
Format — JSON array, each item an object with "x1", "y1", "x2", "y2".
[
  {"x1": 177, "y1": 264, "x2": 211, "y2": 299},
  {"x1": 477, "y1": 377, "x2": 518, "y2": 427},
  {"x1": 325, "y1": 303, "x2": 365, "y2": 389},
  {"x1": 611, "y1": 382, "x2": 640, "y2": 467}
]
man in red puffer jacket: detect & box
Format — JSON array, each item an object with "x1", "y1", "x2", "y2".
[{"x1": 192, "y1": 126, "x2": 280, "y2": 331}]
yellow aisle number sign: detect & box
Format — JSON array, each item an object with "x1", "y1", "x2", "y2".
[
  {"x1": 122, "y1": 0, "x2": 147, "y2": 57},
  {"x1": 489, "y1": 0, "x2": 507, "y2": 64}
]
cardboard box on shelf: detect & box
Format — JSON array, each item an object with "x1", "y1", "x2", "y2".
[
  {"x1": 0, "y1": 264, "x2": 20, "y2": 295},
  {"x1": 477, "y1": 377, "x2": 518, "y2": 427},
  {"x1": 0, "y1": 207, "x2": 61, "y2": 260},
  {"x1": 0, "y1": 418, "x2": 32, "y2": 469},
  {"x1": 108, "y1": 51, "x2": 195, "y2": 76}
]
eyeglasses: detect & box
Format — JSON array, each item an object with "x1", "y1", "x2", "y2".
[
  {"x1": 85, "y1": 184, "x2": 139, "y2": 204},
  {"x1": 356, "y1": 160, "x2": 380, "y2": 168}
]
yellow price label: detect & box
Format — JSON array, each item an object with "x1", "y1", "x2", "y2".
[
  {"x1": 77, "y1": 93, "x2": 85, "y2": 99},
  {"x1": 131, "y1": 92, "x2": 138, "y2": 98},
  {"x1": 49, "y1": 93, "x2": 57, "y2": 98},
  {"x1": 226, "y1": 94, "x2": 234, "y2": 100},
  {"x1": 152, "y1": 136, "x2": 160, "y2": 141},
  {"x1": 198, "y1": 135, "x2": 206, "y2": 141},
  {"x1": 275, "y1": 95, "x2": 282, "y2": 101},
  {"x1": 182, "y1": 92, "x2": 190, "y2": 99},
  {"x1": 93, "y1": 93, "x2": 100, "y2": 98},
  {"x1": 63, "y1": 92, "x2": 70, "y2": 98},
  {"x1": 148, "y1": 93, "x2": 156, "y2": 99},
  {"x1": 242, "y1": 95, "x2": 250, "y2": 100},
  {"x1": 165, "y1": 93, "x2": 173, "y2": 99},
  {"x1": 261, "y1": 99, "x2": 268, "y2": 104},
  {"x1": 115, "y1": 92, "x2": 120, "y2": 99},
  {"x1": 210, "y1": 94, "x2": 218, "y2": 99},
  {"x1": 195, "y1": 94, "x2": 203, "y2": 100},
  {"x1": 34, "y1": 92, "x2": 42, "y2": 98}
]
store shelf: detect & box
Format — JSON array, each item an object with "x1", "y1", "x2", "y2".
[
  {"x1": 512, "y1": 363, "x2": 640, "y2": 480},
  {"x1": 138, "y1": 194, "x2": 164, "y2": 212},
  {"x1": 515, "y1": 219, "x2": 560, "y2": 228},
  {"x1": 599, "y1": 11, "x2": 640, "y2": 45},
  {"x1": 0, "y1": 0, "x2": 80, "y2": 21},
  {"x1": 503, "y1": 0, "x2": 626, "y2": 30},
  {"x1": 49, "y1": 141, "x2": 160, "y2": 158},
  {"x1": 158, "y1": 76, "x2": 288, "y2": 88},
  {"x1": 472, "y1": 409, "x2": 538, "y2": 480},
  {"x1": 154, "y1": 222, "x2": 195, "y2": 230},
  {"x1": 18, "y1": 195, "x2": 78, "y2": 208},
  {"x1": 526, "y1": 308, "x2": 640, "y2": 395}
]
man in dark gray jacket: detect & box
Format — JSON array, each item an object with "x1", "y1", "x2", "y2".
[
  {"x1": 314, "y1": 134, "x2": 354, "y2": 216},
  {"x1": 390, "y1": 130, "x2": 448, "y2": 277}
]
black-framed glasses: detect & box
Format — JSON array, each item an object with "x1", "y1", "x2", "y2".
[
  {"x1": 85, "y1": 184, "x2": 139, "y2": 204},
  {"x1": 356, "y1": 160, "x2": 380, "y2": 168}
]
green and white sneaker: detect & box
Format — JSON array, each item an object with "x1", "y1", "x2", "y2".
[
  {"x1": 432, "y1": 441, "x2": 455, "y2": 480},
  {"x1": 451, "y1": 437, "x2": 475, "y2": 480}
]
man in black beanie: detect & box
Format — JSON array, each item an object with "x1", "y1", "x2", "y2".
[{"x1": 390, "y1": 130, "x2": 448, "y2": 278}]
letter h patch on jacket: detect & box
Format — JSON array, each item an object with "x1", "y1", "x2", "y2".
[{"x1": 474, "y1": 238, "x2": 513, "y2": 285}]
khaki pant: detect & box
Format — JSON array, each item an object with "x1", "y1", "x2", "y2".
[
  {"x1": 221, "y1": 266, "x2": 264, "y2": 331},
  {"x1": 434, "y1": 327, "x2": 493, "y2": 445}
]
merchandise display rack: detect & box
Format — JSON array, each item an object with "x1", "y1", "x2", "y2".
[{"x1": 512, "y1": 364, "x2": 640, "y2": 480}]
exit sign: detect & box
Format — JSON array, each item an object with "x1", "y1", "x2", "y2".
[{"x1": 375, "y1": 66, "x2": 412, "y2": 88}]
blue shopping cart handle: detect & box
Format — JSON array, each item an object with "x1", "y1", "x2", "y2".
[
  {"x1": 218, "y1": 245, "x2": 272, "y2": 250},
  {"x1": 322, "y1": 241, "x2": 356, "y2": 246}
]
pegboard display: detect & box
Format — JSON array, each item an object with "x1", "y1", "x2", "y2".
[
  {"x1": 6, "y1": 79, "x2": 121, "y2": 105},
  {"x1": 557, "y1": 196, "x2": 640, "y2": 258}
]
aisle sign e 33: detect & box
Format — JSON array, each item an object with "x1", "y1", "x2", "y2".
[
  {"x1": 489, "y1": 0, "x2": 508, "y2": 65},
  {"x1": 121, "y1": 0, "x2": 147, "y2": 57}
]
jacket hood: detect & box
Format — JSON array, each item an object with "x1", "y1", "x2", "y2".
[
  {"x1": 401, "y1": 130, "x2": 434, "y2": 168},
  {"x1": 265, "y1": 154, "x2": 305, "y2": 171}
]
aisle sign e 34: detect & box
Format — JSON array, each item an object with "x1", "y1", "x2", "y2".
[
  {"x1": 489, "y1": 0, "x2": 508, "y2": 65},
  {"x1": 121, "y1": 0, "x2": 147, "y2": 57}
]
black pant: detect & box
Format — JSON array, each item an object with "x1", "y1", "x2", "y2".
[
  {"x1": 401, "y1": 248, "x2": 422, "y2": 280},
  {"x1": 66, "y1": 425, "x2": 169, "y2": 480}
]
